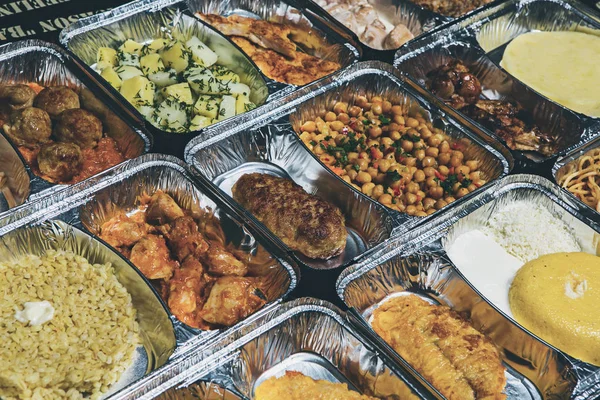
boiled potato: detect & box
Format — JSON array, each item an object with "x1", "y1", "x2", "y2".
[
  {"x1": 117, "y1": 50, "x2": 140, "y2": 68},
  {"x1": 120, "y1": 76, "x2": 155, "y2": 107},
  {"x1": 217, "y1": 95, "x2": 236, "y2": 121},
  {"x1": 235, "y1": 93, "x2": 256, "y2": 114},
  {"x1": 154, "y1": 98, "x2": 189, "y2": 133},
  {"x1": 186, "y1": 36, "x2": 218, "y2": 67},
  {"x1": 148, "y1": 69, "x2": 178, "y2": 87},
  {"x1": 101, "y1": 67, "x2": 122, "y2": 89},
  {"x1": 140, "y1": 53, "x2": 165, "y2": 75},
  {"x1": 161, "y1": 41, "x2": 190, "y2": 73},
  {"x1": 211, "y1": 65, "x2": 240, "y2": 83},
  {"x1": 162, "y1": 83, "x2": 194, "y2": 105},
  {"x1": 97, "y1": 47, "x2": 117, "y2": 70},
  {"x1": 119, "y1": 39, "x2": 144, "y2": 55},
  {"x1": 116, "y1": 65, "x2": 144, "y2": 81},
  {"x1": 145, "y1": 38, "x2": 169, "y2": 54},
  {"x1": 228, "y1": 82, "x2": 251, "y2": 96},
  {"x1": 194, "y1": 95, "x2": 221, "y2": 119},
  {"x1": 189, "y1": 115, "x2": 213, "y2": 131}
]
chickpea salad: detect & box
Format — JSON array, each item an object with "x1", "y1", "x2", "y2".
[
  {"x1": 296, "y1": 95, "x2": 487, "y2": 217},
  {"x1": 95, "y1": 36, "x2": 257, "y2": 134}
]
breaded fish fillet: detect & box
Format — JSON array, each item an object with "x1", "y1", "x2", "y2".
[
  {"x1": 230, "y1": 36, "x2": 340, "y2": 86},
  {"x1": 372, "y1": 295, "x2": 506, "y2": 400},
  {"x1": 232, "y1": 173, "x2": 346, "y2": 259},
  {"x1": 255, "y1": 371, "x2": 379, "y2": 400}
]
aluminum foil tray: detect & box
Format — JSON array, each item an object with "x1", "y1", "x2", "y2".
[
  {"x1": 553, "y1": 126, "x2": 600, "y2": 225},
  {"x1": 302, "y1": 0, "x2": 444, "y2": 59},
  {"x1": 104, "y1": 298, "x2": 443, "y2": 400},
  {"x1": 59, "y1": 0, "x2": 359, "y2": 157},
  {"x1": 394, "y1": 0, "x2": 600, "y2": 168},
  {"x1": 0, "y1": 39, "x2": 152, "y2": 217},
  {"x1": 0, "y1": 153, "x2": 297, "y2": 399},
  {"x1": 186, "y1": 61, "x2": 512, "y2": 254},
  {"x1": 338, "y1": 173, "x2": 600, "y2": 399}
]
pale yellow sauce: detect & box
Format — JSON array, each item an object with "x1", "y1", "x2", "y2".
[
  {"x1": 509, "y1": 252, "x2": 600, "y2": 365},
  {"x1": 501, "y1": 31, "x2": 600, "y2": 117}
]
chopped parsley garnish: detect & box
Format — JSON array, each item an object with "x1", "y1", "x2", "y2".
[
  {"x1": 386, "y1": 170, "x2": 402, "y2": 182},
  {"x1": 310, "y1": 140, "x2": 317, "y2": 146},
  {"x1": 401, "y1": 134, "x2": 421, "y2": 143},
  {"x1": 440, "y1": 173, "x2": 459, "y2": 194},
  {"x1": 378, "y1": 115, "x2": 391, "y2": 125},
  {"x1": 461, "y1": 178, "x2": 472, "y2": 188},
  {"x1": 352, "y1": 164, "x2": 360, "y2": 172}
]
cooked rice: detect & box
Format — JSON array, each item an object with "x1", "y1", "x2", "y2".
[{"x1": 0, "y1": 249, "x2": 140, "y2": 400}]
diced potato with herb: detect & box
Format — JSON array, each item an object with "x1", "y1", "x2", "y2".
[
  {"x1": 98, "y1": 33, "x2": 257, "y2": 134},
  {"x1": 162, "y1": 83, "x2": 194, "y2": 105},
  {"x1": 119, "y1": 39, "x2": 144, "y2": 55},
  {"x1": 140, "y1": 53, "x2": 165, "y2": 75},
  {"x1": 116, "y1": 66, "x2": 144, "y2": 81},
  {"x1": 97, "y1": 47, "x2": 117, "y2": 70},
  {"x1": 228, "y1": 82, "x2": 251, "y2": 97},
  {"x1": 120, "y1": 76, "x2": 155, "y2": 107},
  {"x1": 144, "y1": 38, "x2": 169, "y2": 54},
  {"x1": 148, "y1": 69, "x2": 178, "y2": 87},
  {"x1": 211, "y1": 65, "x2": 240, "y2": 83},
  {"x1": 235, "y1": 93, "x2": 256, "y2": 114},
  {"x1": 117, "y1": 50, "x2": 140, "y2": 68},
  {"x1": 137, "y1": 104, "x2": 155, "y2": 119},
  {"x1": 186, "y1": 36, "x2": 218, "y2": 67},
  {"x1": 154, "y1": 98, "x2": 189, "y2": 133},
  {"x1": 194, "y1": 95, "x2": 221, "y2": 119},
  {"x1": 217, "y1": 95, "x2": 236, "y2": 121},
  {"x1": 101, "y1": 67, "x2": 122, "y2": 89},
  {"x1": 161, "y1": 41, "x2": 190, "y2": 73},
  {"x1": 189, "y1": 115, "x2": 213, "y2": 131}
]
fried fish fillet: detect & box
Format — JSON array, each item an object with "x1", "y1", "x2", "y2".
[
  {"x1": 372, "y1": 295, "x2": 507, "y2": 400},
  {"x1": 196, "y1": 13, "x2": 341, "y2": 86},
  {"x1": 231, "y1": 36, "x2": 340, "y2": 85},
  {"x1": 198, "y1": 13, "x2": 297, "y2": 58},
  {"x1": 232, "y1": 173, "x2": 346, "y2": 259},
  {"x1": 255, "y1": 371, "x2": 379, "y2": 400}
]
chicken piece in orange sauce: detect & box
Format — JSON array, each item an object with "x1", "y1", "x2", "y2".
[{"x1": 98, "y1": 190, "x2": 270, "y2": 329}]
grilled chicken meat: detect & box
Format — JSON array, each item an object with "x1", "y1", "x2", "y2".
[
  {"x1": 164, "y1": 216, "x2": 210, "y2": 262},
  {"x1": 99, "y1": 191, "x2": 267, "y2": 329},
  {"x1": 168, "y1": 257, "x2": 209, "y2": 328},
  {"x1": 427, "y1": 60, "x2": 558, "y2": 156},
  {"x1": 100, "y1": 212, "x2": 148, "y2": 248},
  {"x1": 199, "y1": 276, "x2": 266, "y2": 326},
  {"x1": 203, "y1": 242, "x2": 248, "y2": 276},
  {"x1": 463, "y1": 100, "x2": 557, "y2": 156},
  {"x1": 146, "y1": 190, "x2": 185, "y2": 225},
  {"x1": 232, "y1": 173, "x2": 346, "y2": 259},
  {"x1": 198, "y1": 14, "x2": 297, "y2": 59},
  {"x1": 129, "y1": 234, "x2": 177, "y2": 280},
  {"x1": 197, "y1": 13, "x2": 341, "y2": 86},
  {"x1": 372, "y1": 295, "x2": 507, "y2": 400}
]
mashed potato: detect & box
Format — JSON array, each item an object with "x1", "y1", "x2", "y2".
[{"x1": 509, "y1": 252, "x2": 600, "y2": 365}]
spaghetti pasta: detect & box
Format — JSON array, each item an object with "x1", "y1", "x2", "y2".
[{"x1": 558, "y1": 149, "x2": 600, "y2": 212}]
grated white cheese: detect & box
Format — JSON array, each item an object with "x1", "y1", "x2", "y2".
[{"x1": 482, "y1": 201, "x2": 581, "y2": 263}]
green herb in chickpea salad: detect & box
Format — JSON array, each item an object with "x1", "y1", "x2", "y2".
[
  {"x1": 94, "y1": 36, "x2": 256, "y2": 133},
  {"x1": 296, "y1": 95, "x2": 487, "y2": 217}
]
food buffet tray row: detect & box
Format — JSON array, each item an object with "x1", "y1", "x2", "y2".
[
  {"x1": 6, "y1": 170, "x2": 592, "y2": 400},
  {"x1": 0, "y1": 0, "x2": 600, "y2": 398}
]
